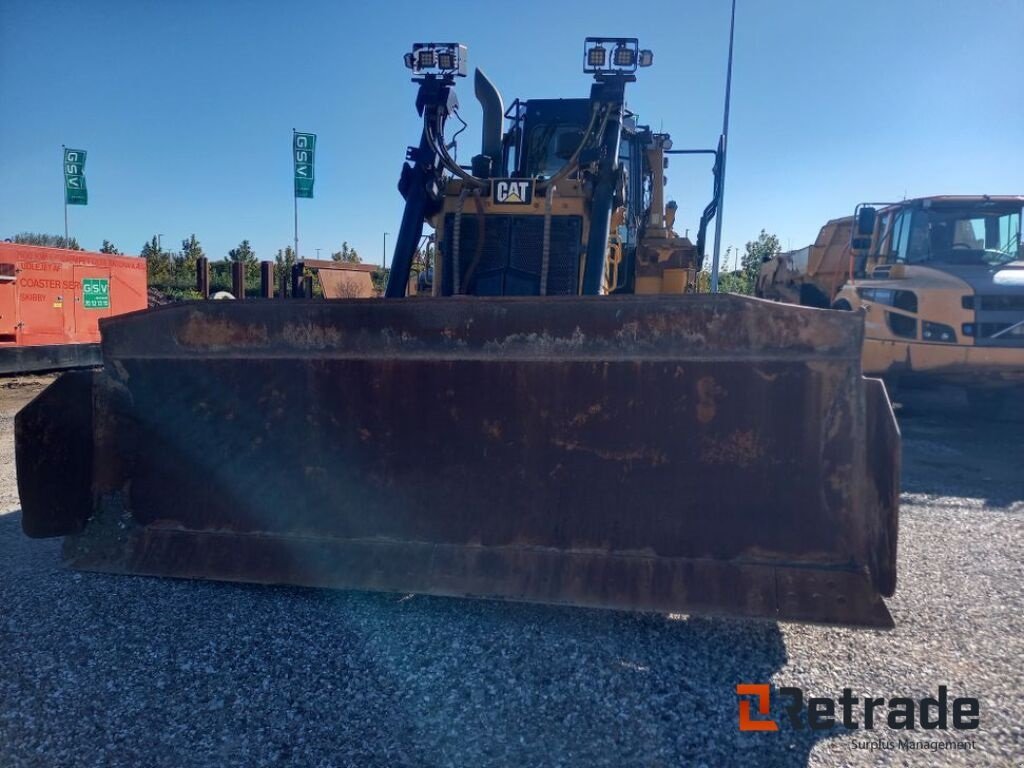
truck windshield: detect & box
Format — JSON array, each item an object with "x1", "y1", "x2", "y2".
[{"x1": 904, "y1": 206, "x2": 1022, "y2": 266}]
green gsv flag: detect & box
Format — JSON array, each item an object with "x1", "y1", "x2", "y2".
[
  {"x1": 64, "y1": 148, "x2": 87, "y2": 205},
  {"x1": 294, "y1": 132, "x2": 315, "y2": 199}
]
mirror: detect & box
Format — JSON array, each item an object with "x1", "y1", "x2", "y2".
[
  {"x1": 857, "y1": 206, "x2": 877, "y2": 236},
  {"x1": 851, "y1": 206, "x2": 877, "y2": 251}
]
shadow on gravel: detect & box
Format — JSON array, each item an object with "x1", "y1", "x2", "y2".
[
  {"x1": 0, "y1": 511, "x2": 832, "y2": 768},
  {"x1": 329, "y1": 593, "x2": 837, "y2": 768},
  {"x1": 895, "y1": 387, "x2": 1024, "y2": 510}
]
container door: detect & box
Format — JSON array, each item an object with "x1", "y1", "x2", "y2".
[
  {"x1": 0, "y1": 262, "x2": 16, "y2": 342},
  {"x1": 73, "y1": 266, "x2": 113, "y2": 339}
]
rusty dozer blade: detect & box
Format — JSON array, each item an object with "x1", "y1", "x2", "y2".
[{"x1": 15, "y1": 294, "x2": 899, "y2": 627}]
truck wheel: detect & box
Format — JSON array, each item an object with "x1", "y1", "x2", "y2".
[
  {"x1": 799, "y1": 284, "x2": 831, "y2": 308},
  {"x1": 965, "y1": 388, "x2": 1007, "y2": 419}
]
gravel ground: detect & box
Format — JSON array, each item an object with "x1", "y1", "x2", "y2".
[{"x1": 1, "y1": 377, "x2": 1022, "y2": 767}]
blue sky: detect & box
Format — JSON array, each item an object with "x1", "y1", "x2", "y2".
[{"x1": 1, "y1": 0, "x2": 1022, "y2": 268}]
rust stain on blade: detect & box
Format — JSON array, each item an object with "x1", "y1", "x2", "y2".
[
  {"x1": 700, "y1": 429, "x2": 766, "y2": 468},
  {"x1": 176, "y1": 311, "x2": 269, "y2": 350},
  {"x1": 481, "y1": 420, "x2": 504, "y2": 440},
  {"x1": 696, "y1": 376, "x2": 725, "y2": 424},
  {"x1": 281, "y1": 321, "x2": 345, "y2": 349},
  {"x1": 550, "y1": 436, "x2": 669, "y2": 467},
  {"x1": 568, "y1": 403, "x2": 605, "y2": 427}
]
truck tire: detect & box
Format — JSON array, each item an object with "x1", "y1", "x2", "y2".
[{"x1": 799, "y1": 283, "x2": 831, "y2": 308}]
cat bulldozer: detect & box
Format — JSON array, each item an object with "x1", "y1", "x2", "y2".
[{"x1": 16, "y1": 39, "x2": 900, "y2": 627}]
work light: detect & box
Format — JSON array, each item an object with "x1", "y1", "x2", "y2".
[
  {"x1": 417, "y1": 49, "x2": 436, "y2": 69},
  {"x1": 437, "y1": 50, "x2": 456, "y2": 70},
  {"x1": 405, "y1": 43, "x2": 468, "y2": 76},
  {"x1": 583, "y1": 37, "x2": 646, "y2": 75},
  {"x1": 638, "y1": 49, "x2": 654, "y2": 67},
  {"x1": 613, "y1": 45, "x2": 635, "y2": 67}
]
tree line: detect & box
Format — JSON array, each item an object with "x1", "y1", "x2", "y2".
[
  {"x1": 140, "y1": 235, "x2": 365, "y2": 297},
  {"x1": 6, "y1": 229, "x2": 784, "y2": 297}
]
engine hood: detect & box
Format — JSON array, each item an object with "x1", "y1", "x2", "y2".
[{"x1": 928, "y1": 261, "x2": 1024, "y2": 294}]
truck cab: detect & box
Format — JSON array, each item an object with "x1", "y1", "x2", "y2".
[{"x1": 759, "y1": 196, "x2": 1024, "y2": 413}]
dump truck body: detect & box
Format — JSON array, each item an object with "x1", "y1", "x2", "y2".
[{"x1": 0, "y1": 243, "x2": 148, "y2": 374}]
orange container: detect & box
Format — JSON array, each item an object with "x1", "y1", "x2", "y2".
[{"x1": 0, "y1": 243, "x2": 148, "y2": 373}]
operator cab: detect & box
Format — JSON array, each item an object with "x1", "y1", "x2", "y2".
[
  {"x1": 870, "y1": 199, "x2": 1023, "y2": 268},
  {"x1": 512, "y1": 99, "x2": 591, "y2": 179}
]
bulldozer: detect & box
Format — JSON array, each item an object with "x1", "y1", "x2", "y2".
[{"x1": 15, "y1": 39, "x2": 900, "y2": 627}]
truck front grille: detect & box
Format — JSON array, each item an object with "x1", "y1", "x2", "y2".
[{"x1": 977, "y1": 295, "x2": 1024, "y2": 312}]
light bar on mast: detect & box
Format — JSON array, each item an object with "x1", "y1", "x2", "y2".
[{"x1": 404, "y1": 43, "x2": 468, "y2": 77}]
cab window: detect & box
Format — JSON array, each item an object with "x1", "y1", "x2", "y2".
[
  {"x1": 525, "y1": 123, "x2": 583, "y2": 178},
  {"x1": 872, "y1": 212, "x2": 893, "y2": 257},
  {"x1": 892, "y1": 211, "x2": 912, "y2": 262}
]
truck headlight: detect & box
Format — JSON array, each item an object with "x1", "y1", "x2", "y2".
[{"x1": 922, "y1": 321, "x2": 957, "y2": 343}]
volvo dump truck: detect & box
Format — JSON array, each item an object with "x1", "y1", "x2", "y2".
[
  {"x1": 15, "y1": 39, "x2": 900, "y2": 627},
  {"x1": 758, "y1": 196, "x2": 1024, "y2": 413}
]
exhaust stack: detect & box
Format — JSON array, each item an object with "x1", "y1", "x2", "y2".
[{"x1": 474, "y1": 68, "x2": 504, "y2": 175}]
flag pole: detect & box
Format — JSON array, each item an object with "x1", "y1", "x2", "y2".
[
  {"x1": 293, "y1": 129, "x2": 299, "y2": 260},
  {"x1": 62, "y1": 144, "x2": 68, "y2": 243},
  {"x1": 710, "y1": 0, "x2": 737, "y2": 292}
]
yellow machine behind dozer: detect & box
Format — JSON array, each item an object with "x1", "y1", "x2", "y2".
[
  {"x1": 15, "y1": 40, "x2": 900, "y2": 627},
  {"x1": 757, "y1": 196, "x2": 1024, "y2": 415}
]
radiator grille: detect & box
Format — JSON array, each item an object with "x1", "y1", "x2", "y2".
[
  {"x1": 977, "y1": 294, "x2": 1024, "y2": 312},
  {"x1": 441, "y1": 214, "x2": 582, "y2": 296},
  {"x1": 972, "y1": 294, "x2": 1024, "y2": 347}
]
